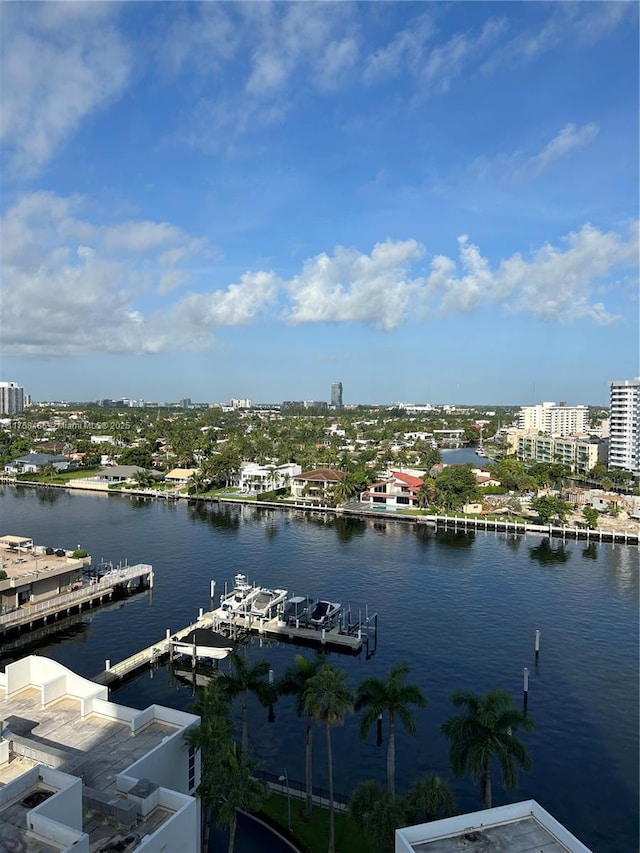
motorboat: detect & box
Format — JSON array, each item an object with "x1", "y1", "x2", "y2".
[
  {"x1": 220, "y1": 573, "x2": 261, "y2": 615},
  {"x1": 308, "y1": 600, "x2": 341, "y2": 628},
  {"x1": 250, "y1": 587, "x2": 288, "y2": 620}
]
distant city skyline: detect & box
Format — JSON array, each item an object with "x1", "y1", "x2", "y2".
[{"x1": 1, "y1": 2, "x2": 638, "y2": 406}]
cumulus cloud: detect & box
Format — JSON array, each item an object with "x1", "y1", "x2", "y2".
[
  {"x1": 0, "y1": 3, "x2": 131, "y2": 177},
  {"x1": 423, "y1": 223, "x2": 638, "y2": 323},
  {"x1": 286, "y1": 240, "x2": 425, "y2": 329},
  {"x1": 3, "y1": 195, "x2": 636, "y2": 358},
  {"x1": 0, "y1": 192, "x2": 214, "y2": 356}
]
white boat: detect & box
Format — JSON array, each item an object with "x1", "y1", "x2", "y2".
[
  {"x1": 250, "y1": 587, "x2": 288, "y2": 620},
  {"x1": 309, "y1": 600, "x2": 341, "y2": 628},
  {"x1": 220, "y1": 573, "x2": 261, "y2": 615}
]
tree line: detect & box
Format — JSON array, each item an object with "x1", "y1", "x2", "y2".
[{"x1": 187, "y1": 652, "x2": 535, "y2": 853}]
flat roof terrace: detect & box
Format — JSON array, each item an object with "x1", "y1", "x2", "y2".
[
  {"x1": 0, "y1": 687, "x2": 178, "y2": 792},
  {"x1": 0, "y1": 682, "x2": 187, "y2": 853}
]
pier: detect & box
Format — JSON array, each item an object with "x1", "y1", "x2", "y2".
[
  {"x1": 94, "y1": 596, "x2": 378, "y2": 687},
  {"x1": 0, "y1": 564, "x2": 153, "y2": 637}
]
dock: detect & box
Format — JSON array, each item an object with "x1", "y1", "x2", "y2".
[
  {"x1": 0, "y1": 564, "x2": 153, "y2": 637},
  {"x1": 94, "y1": 598, "x2": 378, "y2": 687}
]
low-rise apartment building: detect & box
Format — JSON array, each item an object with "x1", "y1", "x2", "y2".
[{"x1": 510, "y1": 432, "x2": 605, "y2": 474}]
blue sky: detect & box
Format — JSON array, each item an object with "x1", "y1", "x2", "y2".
[{"x1": 1, "y1": 1, "x2": 638, "y2": 406}]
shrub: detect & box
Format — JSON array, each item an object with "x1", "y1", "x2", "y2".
[{"x1": 71, "y1": 548, "x2": 88, "y2": 559}]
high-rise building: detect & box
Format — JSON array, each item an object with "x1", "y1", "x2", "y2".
[
  {"x1": 0, "y1": 381, "x2": 24, "y2": 415},
  {"x1": 517, "y1": 401, "x2": 588, "y2": 436},
  {"x1": 609, "y1": 378, "x2": 640, "y2": 476},
  {"x1": 331, "y1": 381, "x2": 343, "y2": 408}
]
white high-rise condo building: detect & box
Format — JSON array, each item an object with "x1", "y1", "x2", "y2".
[
  {"x1": 331, "y1": 381, "x2": 343, "y2": 407},
  {"x1": 0, "y1": 381, "x2": 24, "y2": 415},
  {"x1": 609, "y1": 378, "x2": 640, "y2": 476},
  {"x1": 517, "y1": 401, "x2": 589, "y2": 436}
]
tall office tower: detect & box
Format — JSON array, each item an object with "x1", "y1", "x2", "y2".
[
  {"x1": 609, "y1": 378, "x2": 640, "y2": 475},
  {"x1": 0, "y1": 381, "x2": 25, "y2": 414},
  {"x1": 517, "y1": 401, "x2": 589, "y2": 436},
  {"x1": 331, "y1": 381, "x2": 343, "y2": 408}
]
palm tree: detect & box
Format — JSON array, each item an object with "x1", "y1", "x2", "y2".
[
  {"x1": 404, "y1": 774, "x2": 456, "y2": 822},
  {"x1": 225, "y1": 652, "x2": 275, "y2": 753},
  {"x1": 186, "y1": 677, "x2": 236, "y2": 844},
  {"x1": 303, "y1": 664, "x2": 355, "y2": 853},
  {"x1": 278, "y1": 653, "x2": 325, "y2": 816},
  {"x1": 349, "y1": 780, "x2": 406, "y2": 853},
  {"x1": 441, "y1": 688, "x2": 535, "y2": 809},
  {"x1": 356, "y1": 662, "x2": 428, "y2": 797},
  {"x1": 216, "y1": 745, "x2": 269, "y2": 853}
]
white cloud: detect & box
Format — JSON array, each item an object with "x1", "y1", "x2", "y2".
[
  {"x1": 1, "y1": 192, "x2": 212, "y2": 356},
  {"x1": 424, "y1": 222, "x2": 638, "y2": 323},
  {"x1": 3, "y1": 195, "x2": 636, "y2": 358},
  {"x1": 286, "y1": 240, "x2": 426, "y2": 329},
  {"x1": 521, "y1": 123, "x2": 599, "y2": 178},
  {"x1": 363, "y1": 13, "x2": 435, "y2": 83},
  {"x1": 473, "y1": 122, "x2": 600, "y2": 183},
  {"x1": 0, "y1": 3, "x2": 131, "y2": 177}
]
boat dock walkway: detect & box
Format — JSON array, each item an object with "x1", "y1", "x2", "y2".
[
  {"x1": 94, "y1": 602, "x2": 377, "y2": 686},
  {"x1": 0, "y1": 564, "x2": 153, "y2": 637}
]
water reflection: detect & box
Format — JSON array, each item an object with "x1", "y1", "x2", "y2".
[
  {"x1": 333, "y1": 516, "x2": 366, "y2": 543},
  {"x1": 188, "y1": 502, "x2": 240, "y2": 531},
  {"x1": 36, "y1": 487, "x2": 63, "y2": 505},
  {"x1": 582, "y1": 543, "x2": 598, "y2": 561},
  {"x1": 529, "y1": 538, "x2": 571, "y2": 564},
  {"x1": 434, "y1": 529, "x2": 475, "y2": 548}
]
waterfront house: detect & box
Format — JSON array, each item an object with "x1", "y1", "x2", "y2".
[
  {"x1": 360, "y1": 471, "x2": 423, "y2": 508},
  {"x1": 93, "y1": 465, "x2": 147, "y2": 483},
  {"x1": 232, "y1": 461, "x2": 302, "y2": 494},
  {"x1": 291, "y1": 468, "x2": 343, "y2": 502},
  {"x1": 4, "y1": 453, "x2": 70, "y2": 475},
  {"x1": 165, "y1": 467, "x2": 199, "y2": 488},
  {"x1": 0, "y1": 656, "x2": 201, "y2": 852}
]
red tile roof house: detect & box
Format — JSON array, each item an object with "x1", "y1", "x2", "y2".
[
  {"x1": 291, "y1": 468, "x2": 343, "y2": 503},
  {"x1": 360, "y1": 471, "x2": 424, "y2": 509}
]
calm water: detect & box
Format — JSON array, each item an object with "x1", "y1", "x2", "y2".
[{"x1": 1, "y1": 486, "x2": 637, "y2": 853}]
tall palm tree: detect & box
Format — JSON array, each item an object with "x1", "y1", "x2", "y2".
[
  {"x1": 278, "y1": 653, "x2": 325, "y2": 816},
  {"x1": 404, "y1": 774, "x2": 456, "y2": 822},
  {"x1": 441, "y1": 688, "x2": 535, "y2": 809},
  {"x1": 225, "y1": 652, "x2": 275, "y2": 753},
  {"x1": 303, "y1": 664, "x2": 354, "y2": 853},
  {"x1": 356, "y1": 662, "x2": 428, "y2": 797},
  {"x1": 186, "y1": 677, "x2": 235, "y2": 845}
]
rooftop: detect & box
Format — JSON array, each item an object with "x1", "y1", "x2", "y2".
[
  {"x1": 0, "y1": 656, "x2": 200, "y2": 853},
  {"x1": 395, "y1": 801, "x2": 592, "y2": 853}
]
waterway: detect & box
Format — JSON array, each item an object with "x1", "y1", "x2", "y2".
[{"x1": 1, "y1": 485, "x2": 637, "y2": 853}]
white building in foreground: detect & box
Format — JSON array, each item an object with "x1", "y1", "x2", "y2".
[
  {"x1": 0, "y1": 656, "x2": 201, "y2": 853},
  {"x1": 396, "y1": 800, "x2": 592, "y2": 852}
]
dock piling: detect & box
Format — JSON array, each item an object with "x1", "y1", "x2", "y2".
[
  {"x1": 523, "y1": 667, "x2": 530, "y2": 713},
  {"x1": 535, "y1": 629, "x2": 541, "y2": 661}
]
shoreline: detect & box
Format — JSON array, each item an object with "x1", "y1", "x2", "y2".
[{"x1": 8, "y1": 480, "x2": 639, "y2": 546}]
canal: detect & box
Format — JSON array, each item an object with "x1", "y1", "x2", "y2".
[{"x1": 1, "y1": 485, "x2": 637, "y2": 852}]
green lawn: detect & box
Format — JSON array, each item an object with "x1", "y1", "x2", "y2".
[{"x1": 259, "y1": 792, "x2": 371, "y2": 853}]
